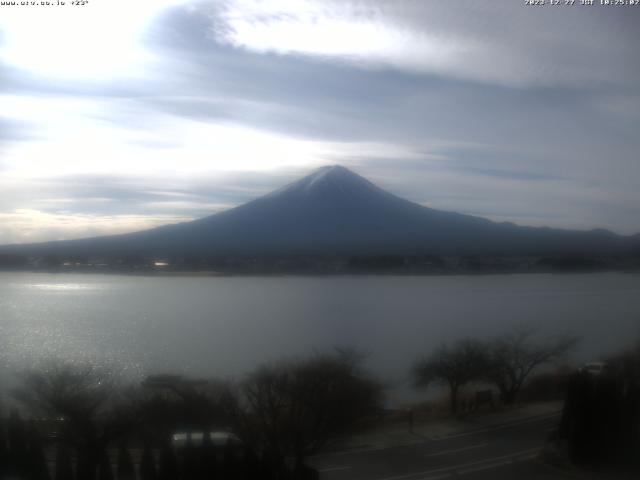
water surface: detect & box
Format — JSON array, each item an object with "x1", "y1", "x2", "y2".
[{"x1": 1, "y1": 272, "x2": 639, "y2": 404}]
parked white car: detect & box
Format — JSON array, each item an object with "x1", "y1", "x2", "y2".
[{"x1": 581, "y1": 362, "x2": 608, "y2": 376}]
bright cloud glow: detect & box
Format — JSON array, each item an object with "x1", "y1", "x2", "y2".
[
  {"x1": 0, "y1": 0, "x2": 191, "y2": 79},
  {"x1": 1, "y1": 94, "x2": 421, "y2": 178},
  {"x1": 0, "y1": 209, "x2": 191, "y2": 244},
  {"x1": 207, "y1": 0, "x2": 640, "y2": 88},
  {"x1": 212, "y1": 0, "x2": 461, "y2": 72},
  {"x1": 0, "y1": 91, "x2": 424, "y2": 241}
]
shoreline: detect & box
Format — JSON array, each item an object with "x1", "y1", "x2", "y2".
[{"x1": 0, "y1": 267, "x2": 638, "y2": 278}]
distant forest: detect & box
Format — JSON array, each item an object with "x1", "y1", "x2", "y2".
[{"x1": 0, "y1": 252, "x2": 639, "y2": 275}]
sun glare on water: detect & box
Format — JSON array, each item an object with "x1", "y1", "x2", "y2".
[{"x1": 26, "y1": 283, "x2": 106, "y2": 292}]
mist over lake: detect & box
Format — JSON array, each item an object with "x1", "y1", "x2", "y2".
[{"x1": 2, "y1": 272, "x2": 639, "y2": 405}]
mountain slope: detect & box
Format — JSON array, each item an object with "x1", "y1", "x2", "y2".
[{"x1": 1, "y1": 165, "x2": 637, "y2": 257}]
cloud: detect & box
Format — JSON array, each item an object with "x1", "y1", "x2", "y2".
[
  {"x1": 0, "y1": 88, "x2": 428, "y2": 183},
  {"x1": 362, "y1": 158, "x2": 640, "y2": 235},
  {"x1": 0, "y1": 0, "x2": 638, "y2": 242},
  {"x1": 0, "y1": 0, "x2": 194, "y2": 80},
  {"x1": 0, "y1": 209, "x2": 191, "y2": 245},
  {"x1": 0, "y1": 116, "x2": 36, "y2": 162},
  {"x1": 205, "y1": 0, "x2": 640, "y2": 88},
  {"x1": 0, "y1": 94, "x2": 332, "y2": 177}
]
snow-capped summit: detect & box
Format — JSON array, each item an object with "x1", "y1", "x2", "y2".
[{"x1": 267, "y1": 165, "x2": 389, "y2": 200}]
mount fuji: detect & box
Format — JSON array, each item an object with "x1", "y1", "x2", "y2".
[{"x1": 1, "y1": 165, "x2": 637, "y2": 258}]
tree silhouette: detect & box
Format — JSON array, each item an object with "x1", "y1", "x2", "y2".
[
  {"x1": 97, "y1": 450, "x2": 114, "y2": 480},
  {"x1": 28, "y1": 422, "x2": 52, "y2": 480},
  {"x1": 556, "y1": 342, "x2": 639, "y2": 472},
  {"x1": 54, "y1": 445, "x2": 75, "y2": 480},
  {"x1": 116, "y1": 445, "x2": 135, "y2": 480},
  {"x1": 200, "y1": 429, "x2": 218, "y2": 479},
  {"x1": 181, "y1": 433, "x2": 201, "y2": 480},
  {"x1": 235, "y1": 351, "x2": 382, "y2": 473},
  {"x1": 157, "y1": 442, "x2": 179, "y2": 480},
  {"x1": 414, "y1": 339, "x2": 487, "y2": 414},
  {"x1": 139, "y1": 445, "x2": 157, "y2": 480},
  {"x1": 0, "y1": 415, "x2": 8, "y2": 479},
  {"x1": 139, "y1": 374, "x2": 235, "y2": 442},
  {"x1": 13, "y1": 363, "x2": 135, "y2": 475},
  {"x1": 7, "y1": 411, "x2": 29, "y2": 477},
  {"x1": 485, "y1": 331, "x2": 577, "y2": 404}
]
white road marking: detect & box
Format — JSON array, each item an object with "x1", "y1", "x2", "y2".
[
  {"x1": 319, "y1": 465, "x2": 352, "y2": 473},
  {"x1": 319, "y1": 445, "x2": 386, "y2": 457},
  {"x1": 430, "y1": 412, "x2": 560, "y2": 441},
  {"x1": 373, "y1": 447, "x2": 540, "y2": 480},
  {"x1": 319, "y1": 413, "x2": 558, "y2": 459},
  {"x1": 456, "y1": 453, "x2": 537, "y2": 475},
  {"x1": 425, "y1": 443, "x2": 488, "y2": 457}
]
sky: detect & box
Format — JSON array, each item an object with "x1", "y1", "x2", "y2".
[{"x1": 1, "y1": 0, "x2": 639, "y2": 244}]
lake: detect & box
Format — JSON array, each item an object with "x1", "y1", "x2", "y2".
[{"x1": 1, "y1": 272, "x2": 639, "y2": 405}]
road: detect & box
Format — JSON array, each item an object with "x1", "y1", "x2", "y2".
[{"x1": 311, "y1": 413, "x2": 570, "y2": 480}]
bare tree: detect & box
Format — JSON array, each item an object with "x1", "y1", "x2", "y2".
[
  {"x1": 235, "y1": 351, "x2": 382, "y2": 473},
  {"x1": 139, "y1": 373, "x2": 236, "y2": 439},
  {"x1": 485, "y1": 330, "x2": 578, "y2": 405},
  {"x1": 413, "y1": 339, "x2": 488, "y2": 414},
  {"x1": 12, "y1": 363, "x2": 134, "y2": 475},
  {"x1": 13, "y1": 364, "x2": 115, "y2": 420}
]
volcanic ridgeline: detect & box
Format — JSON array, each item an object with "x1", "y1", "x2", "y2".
[{"x1": 1, "y1": 165, "x2": 639, "y2": 261}]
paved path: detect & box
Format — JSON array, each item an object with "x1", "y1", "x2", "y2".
[{"x1": 310, "y1": 411, "x2": 570, "y2": 480}]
